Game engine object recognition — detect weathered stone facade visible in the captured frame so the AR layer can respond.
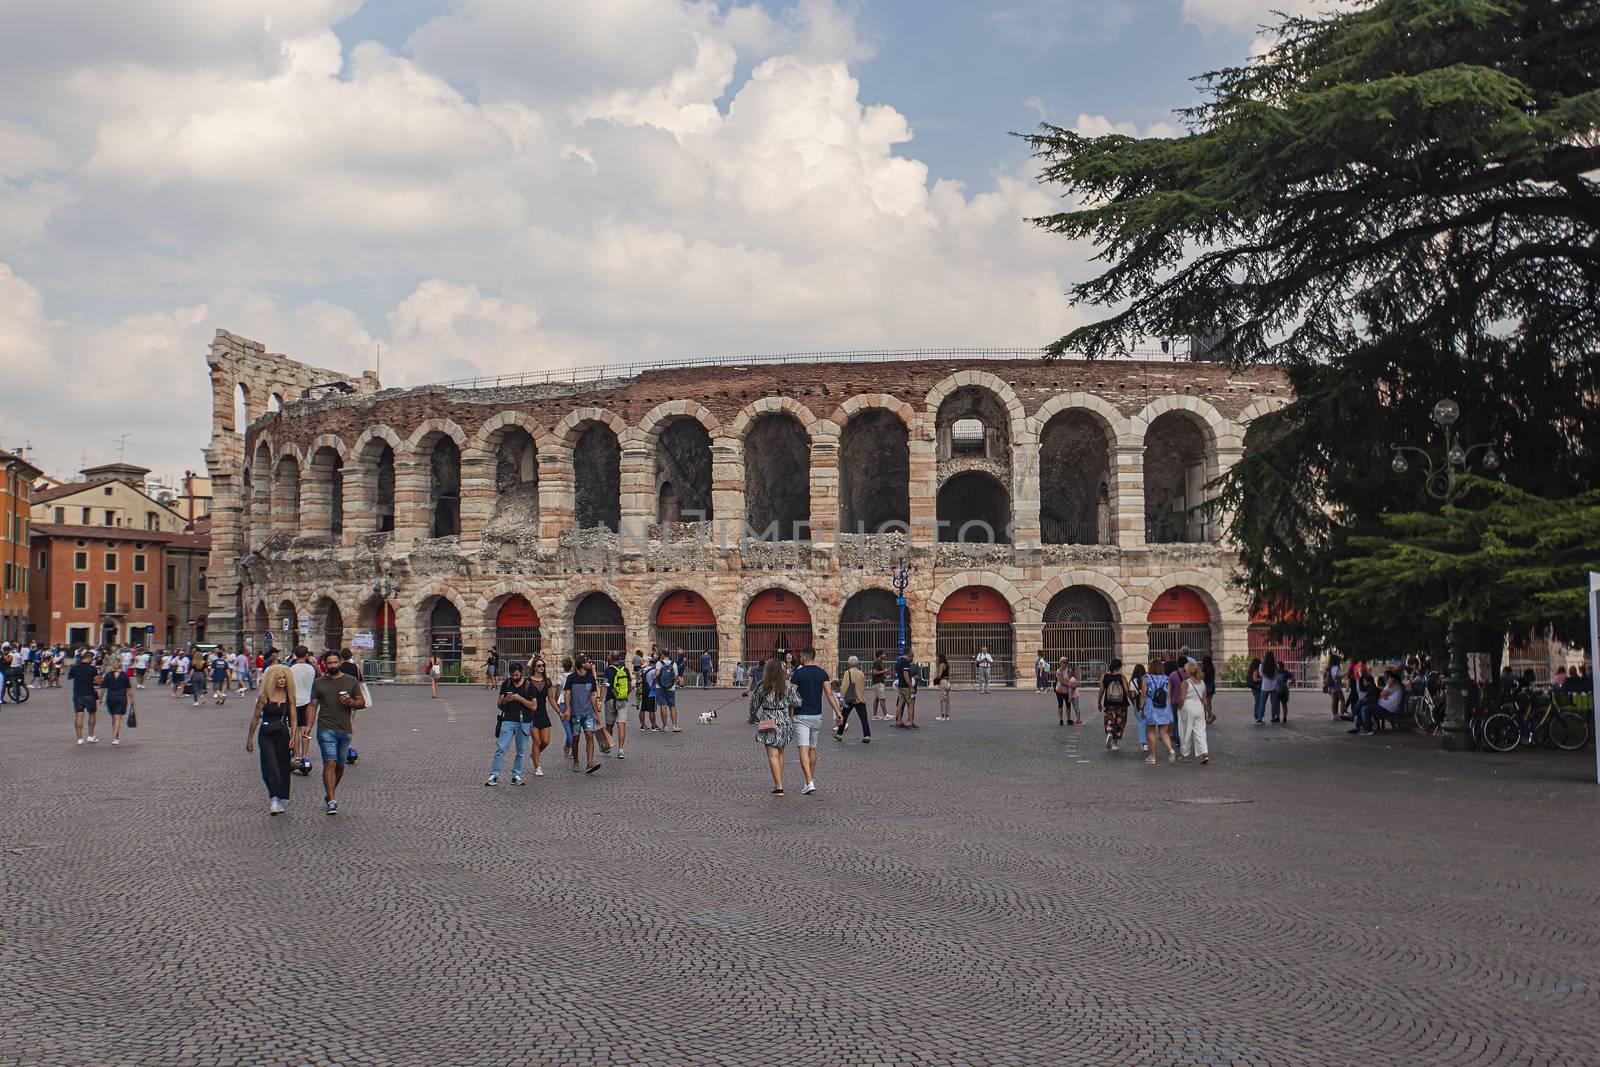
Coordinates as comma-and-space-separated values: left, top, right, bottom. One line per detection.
205, 329, 1291, 682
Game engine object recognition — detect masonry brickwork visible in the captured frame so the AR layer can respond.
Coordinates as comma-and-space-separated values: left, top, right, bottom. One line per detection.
204, 329, 1292, 682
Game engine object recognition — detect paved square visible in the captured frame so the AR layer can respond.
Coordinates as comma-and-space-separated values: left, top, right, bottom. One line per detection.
2, 682, 1597, 1066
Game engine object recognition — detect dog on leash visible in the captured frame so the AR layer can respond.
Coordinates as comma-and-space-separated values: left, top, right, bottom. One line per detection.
698, 711, 715, 725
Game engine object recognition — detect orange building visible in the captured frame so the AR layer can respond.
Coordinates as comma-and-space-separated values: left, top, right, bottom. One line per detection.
1, 449, 41, 643
30, 525, 179, 649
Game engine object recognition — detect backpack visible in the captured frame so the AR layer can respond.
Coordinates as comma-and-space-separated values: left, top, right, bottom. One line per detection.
1104, 675, 1127, 705
610, 666, 630, 700
658, 661, 677, 689
1149, 676, 1169, 709
842, 669, 862, 705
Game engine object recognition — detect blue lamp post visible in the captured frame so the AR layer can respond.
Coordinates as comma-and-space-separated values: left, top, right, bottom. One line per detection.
881, 556, 918, 653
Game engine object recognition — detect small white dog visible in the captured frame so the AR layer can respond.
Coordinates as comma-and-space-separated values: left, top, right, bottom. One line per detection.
698, 711, 716, 725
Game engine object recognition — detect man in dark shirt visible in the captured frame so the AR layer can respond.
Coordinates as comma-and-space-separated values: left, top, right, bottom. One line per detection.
68, 652, 100, 745
488, 662, 535, 786
789, 646, 841, 795
894, 645, 918, 729
306, 649, 366, 815
561, 657, 603, 774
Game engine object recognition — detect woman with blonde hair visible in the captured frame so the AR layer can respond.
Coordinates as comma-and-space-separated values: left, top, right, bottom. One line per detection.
245, 663, 298, 814
1177, 661, 1211, 765
1139, 657, 1177, 765
749, 654, 801, 795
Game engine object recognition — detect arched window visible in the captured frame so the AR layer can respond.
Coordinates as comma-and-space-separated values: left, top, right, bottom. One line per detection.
573, 592, 626, 661
653, 590, 718, 663
935, 587, 1014, 685
495, 595, 541, 662
573, 424, 621, 532
838, 409, 909, 535
936, 471, 1010, 544
743, 589, 813, 667
743, 412, 810, 541
654, 417, 712, 524
1146, 588, 1213, 663
836, 589, 907, 677
428, 598, 463, 671
487, 427, 539, 538
1040, 409, 1112, 545
1042, 587, 1116, 679
1144, 412, 1213, 543
429, 437, 461, 538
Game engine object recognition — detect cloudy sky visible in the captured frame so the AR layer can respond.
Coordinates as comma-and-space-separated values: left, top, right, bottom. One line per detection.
1, 0, 1307, 481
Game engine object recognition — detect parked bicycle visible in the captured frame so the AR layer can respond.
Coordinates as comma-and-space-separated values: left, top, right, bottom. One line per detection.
1479, 685, 1589, 753
1, 668, 28, 705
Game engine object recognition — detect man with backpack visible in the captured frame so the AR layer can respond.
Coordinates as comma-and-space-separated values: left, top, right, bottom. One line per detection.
603, 650, 630, 759
657, 653, 681, 732
832, 655, 871, 743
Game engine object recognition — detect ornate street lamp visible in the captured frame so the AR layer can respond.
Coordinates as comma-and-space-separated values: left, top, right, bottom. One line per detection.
879, 555, 917, 654
1390, 398, 1501, 750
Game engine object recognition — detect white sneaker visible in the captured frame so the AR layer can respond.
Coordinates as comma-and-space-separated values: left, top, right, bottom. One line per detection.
76, 737, 84, 745
616, 748, 625, 759
1105, 734, 1115, 750
533, 766, 544, 776
112, 738, 120, 746
269, 798, 284, 815
484, 775, 499, 787
801, 781, 816, 795
87, 735, 97, 743
511, 775, 525, 786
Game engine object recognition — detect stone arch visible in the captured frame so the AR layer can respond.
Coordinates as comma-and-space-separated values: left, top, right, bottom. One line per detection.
829, 393, 917, 435
1129, 395, 1227, 450
403, 418, 469, 455
929, 571, 1027, 618
1237, 396, 1289, 430
552, 406, 628, 447
1029, 392, 1128, 443
348, 426, 400, 536
1034, 577, 1126, 676
650, 414, 714, 524
936, 469, 1011, 544
727, 395, 820, 439
467, 411, 546, 455
304, 437, 346, 539
306, 592, 348, 652
1137, 571, 1238, 663
271, 453, 301, 537
349, 424, 404, 458
472, 414, 542, 539
925, 371, 1026, 461
1031, 571, 1133, 632
644, 582, 726, 664
567, 587, 629, 663
634, 399, 722, 444
474, 579, 558, 635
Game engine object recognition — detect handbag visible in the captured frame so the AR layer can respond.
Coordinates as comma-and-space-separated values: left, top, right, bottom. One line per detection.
127, 709, 138, 729
756, 718, 778, 732
359, 682, 374, 709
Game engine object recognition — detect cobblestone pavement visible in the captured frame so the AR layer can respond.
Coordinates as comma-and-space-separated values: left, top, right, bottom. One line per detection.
2, 681, 1598, 1067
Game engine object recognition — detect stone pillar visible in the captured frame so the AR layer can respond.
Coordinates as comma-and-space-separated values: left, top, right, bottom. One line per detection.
1211, 443, 1245, 544
711, 437, 744, 547
205, 470, 244, 641
249, 475, 271, 551
618, 443, 653, 555
459, 447, 496, 543
300, 462, 332, 539
1011, 432, 1041, 548
809, 433, 839, 548
907, 420, 938, 549
392, 456, 430, 544
396, 607, 428, 681
1111, 439, 1146, 549
341, 466, 375, 546
539, 452, 574, 546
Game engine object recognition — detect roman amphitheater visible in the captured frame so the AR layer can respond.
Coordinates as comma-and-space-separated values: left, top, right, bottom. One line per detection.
203, 329, 1293, 684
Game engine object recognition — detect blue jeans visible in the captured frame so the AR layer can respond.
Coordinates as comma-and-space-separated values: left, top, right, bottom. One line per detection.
316, 727, 352, 764
492, 721, 531, 778
1251, 686, 1267, 722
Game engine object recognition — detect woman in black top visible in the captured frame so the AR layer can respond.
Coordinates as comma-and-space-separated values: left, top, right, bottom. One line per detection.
245, 664, 297, 815
933, 653, 952, 721
1099, 658, 1131, 750
100, 667, 134, 746
526, 659, 554, 775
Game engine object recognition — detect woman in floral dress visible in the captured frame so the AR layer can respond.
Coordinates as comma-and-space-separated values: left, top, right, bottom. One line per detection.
749, 655, 801, 795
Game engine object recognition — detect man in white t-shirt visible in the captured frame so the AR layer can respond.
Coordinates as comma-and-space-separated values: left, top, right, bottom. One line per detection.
975, 647, 994, 694
288, 646, 319, 775
234, 649, 252, 694
134, 649, 151, 688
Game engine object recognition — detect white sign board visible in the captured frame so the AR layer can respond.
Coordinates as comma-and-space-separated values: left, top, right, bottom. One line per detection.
352, 630, 376, 651
1590, 572, 1599, 785
299, 611, 312, 636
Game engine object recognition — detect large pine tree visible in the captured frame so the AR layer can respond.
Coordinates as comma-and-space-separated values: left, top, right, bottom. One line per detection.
1024, 0, 1600, 656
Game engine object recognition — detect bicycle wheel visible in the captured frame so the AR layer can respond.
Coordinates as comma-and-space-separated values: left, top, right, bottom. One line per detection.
1481, 712, 1521, 753
10, 681, 27, 704
1413, 697, 1436, 733
1550, 711, 1590, 752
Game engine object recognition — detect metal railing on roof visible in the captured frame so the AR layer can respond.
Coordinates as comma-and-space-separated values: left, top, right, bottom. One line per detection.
426, 342, 1192, 392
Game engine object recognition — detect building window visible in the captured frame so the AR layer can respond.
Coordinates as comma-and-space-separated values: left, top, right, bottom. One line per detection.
3, 563, 11, 590
103, 582, 117, 611
73, 582, 87, 609
74, 551, 87, 570
81, 507, 90, 524
133, 554, 146, 573
54, 507, 64, 524
104, 510, 115, 526
104, 552, 118, 571
166, 564, 176, 591
133, 584, 146, 610
198, 568, 207, 591
147, 512, 159, 530
104, 486, 114, 495
38, 551, 47, 570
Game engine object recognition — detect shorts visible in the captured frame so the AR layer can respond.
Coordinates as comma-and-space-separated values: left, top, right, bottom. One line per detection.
570, 710, 598, 734
793, 714, 824, 748
875, 683, 888, 697
658, 689, 677, 708
296, 704, 311, 730
317, 727, 352, 764
603, 697, 624, 726
74, 695, 98, 713
897, 688, 917, 706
